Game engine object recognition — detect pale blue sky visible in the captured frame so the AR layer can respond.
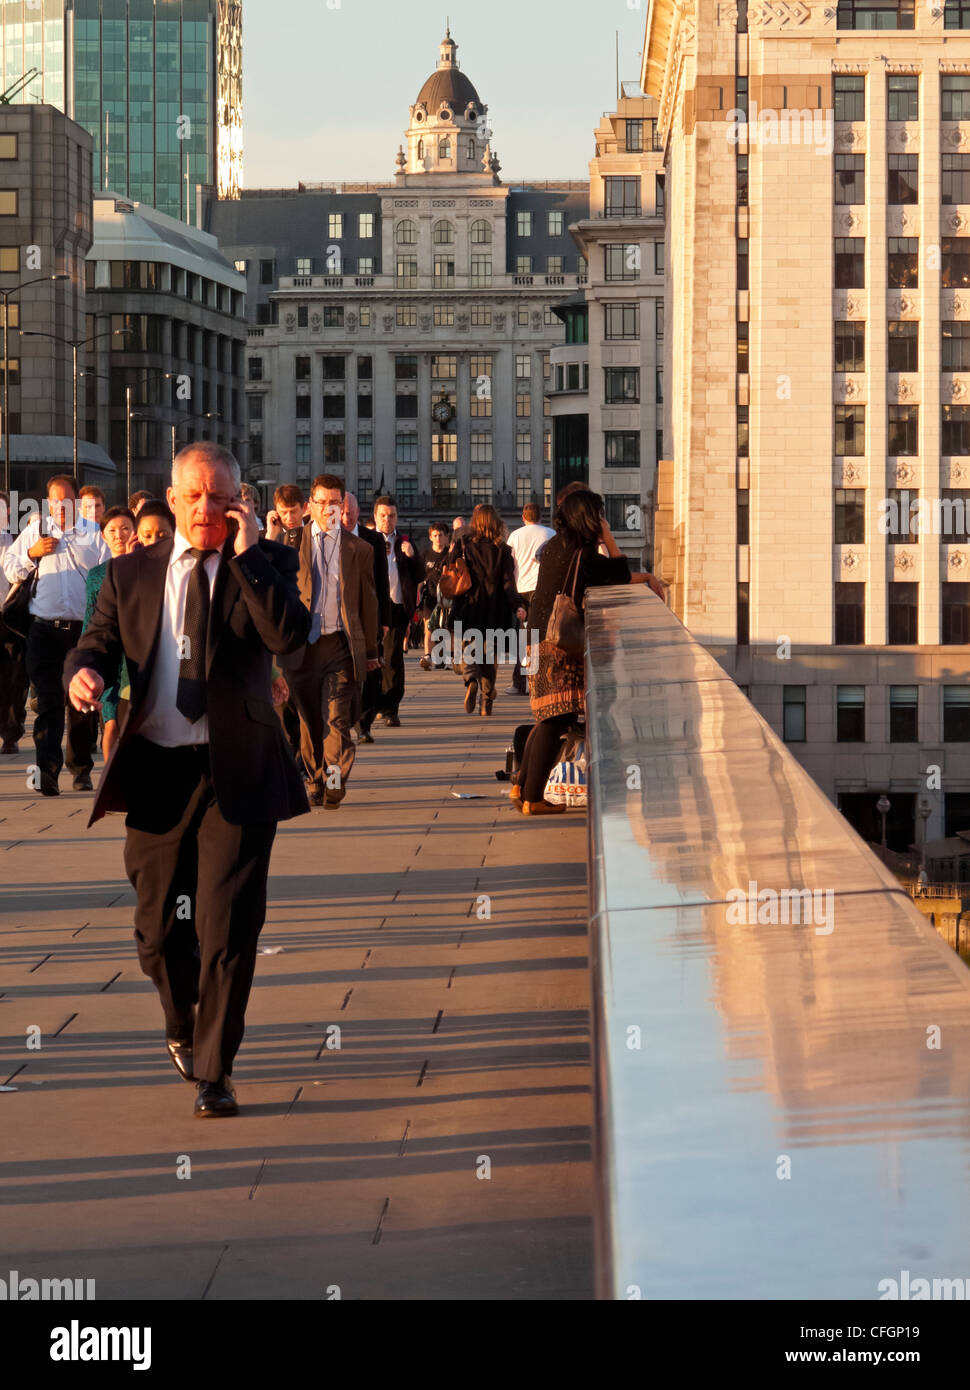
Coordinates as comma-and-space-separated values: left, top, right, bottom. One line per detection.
242, 0, 648, 187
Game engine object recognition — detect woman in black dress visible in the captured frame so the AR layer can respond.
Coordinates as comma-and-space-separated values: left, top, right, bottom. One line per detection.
515, 489, 631, 815
448, 504, 523, 716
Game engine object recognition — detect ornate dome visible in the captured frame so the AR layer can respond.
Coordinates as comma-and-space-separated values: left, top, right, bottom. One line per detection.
413, 28, 482, 118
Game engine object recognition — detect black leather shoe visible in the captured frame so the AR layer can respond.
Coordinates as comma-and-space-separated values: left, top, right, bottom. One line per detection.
166, 1038, 196, 1082
194, 1076, 238, 1117
308, 788, 324, 807
0, 741, 17, 754
385, 715, 401, 727
359, 730, 375, 744
38, 772, 59, 797
464, 680, 479, 714
73, 773, 93, 791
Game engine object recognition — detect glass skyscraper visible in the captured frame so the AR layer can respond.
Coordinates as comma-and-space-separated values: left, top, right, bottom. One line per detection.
0, 0, 242, 222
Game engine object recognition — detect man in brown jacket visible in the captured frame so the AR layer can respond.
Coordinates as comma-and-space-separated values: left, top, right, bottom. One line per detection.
280, 474, 379, 808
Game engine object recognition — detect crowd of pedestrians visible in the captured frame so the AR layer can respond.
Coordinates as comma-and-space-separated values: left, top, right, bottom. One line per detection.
1, 453, 664, 1116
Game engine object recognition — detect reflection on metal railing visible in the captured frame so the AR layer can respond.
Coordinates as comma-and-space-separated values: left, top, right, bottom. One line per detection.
585, 587, 970, 1301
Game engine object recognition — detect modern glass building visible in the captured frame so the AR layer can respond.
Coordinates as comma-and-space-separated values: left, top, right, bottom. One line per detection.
0, 0, 242, 222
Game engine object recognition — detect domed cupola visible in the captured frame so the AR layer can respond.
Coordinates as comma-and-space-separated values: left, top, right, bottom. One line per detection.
400, 28, 496, 178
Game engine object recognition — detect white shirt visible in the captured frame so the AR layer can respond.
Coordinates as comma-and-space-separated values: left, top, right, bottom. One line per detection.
507, 522, 556, 595
2, 514, 109, 621
309, 520, 343, 640
0, 531, 12, 605
138, 532, 221, 748
383, 529, 402, 605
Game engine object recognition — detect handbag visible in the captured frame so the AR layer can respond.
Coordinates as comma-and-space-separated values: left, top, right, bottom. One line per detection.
546, 551, 585, 660
439, 541, 472, 601
0, 566, 38, 641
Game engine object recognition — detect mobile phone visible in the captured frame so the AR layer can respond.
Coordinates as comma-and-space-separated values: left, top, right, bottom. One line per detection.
225, 497, 241, 542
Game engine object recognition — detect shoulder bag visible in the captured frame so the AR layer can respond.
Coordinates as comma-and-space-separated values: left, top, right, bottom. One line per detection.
439, 538, 472, 601
546, 550, 585, 660
0, 565, 38, 641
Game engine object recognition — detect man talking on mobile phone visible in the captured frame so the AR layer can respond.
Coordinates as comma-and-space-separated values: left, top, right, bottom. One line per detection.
65, 443, 310, 1118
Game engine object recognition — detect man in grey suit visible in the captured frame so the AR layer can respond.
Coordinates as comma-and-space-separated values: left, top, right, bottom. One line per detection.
281, 474, 379, 809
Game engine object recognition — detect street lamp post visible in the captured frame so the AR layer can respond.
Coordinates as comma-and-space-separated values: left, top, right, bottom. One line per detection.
125, 384, 134, 503
918, 798, 933, 883
21, 327, 129, 484
1, 273, 69, 494
877, 794, 891, 855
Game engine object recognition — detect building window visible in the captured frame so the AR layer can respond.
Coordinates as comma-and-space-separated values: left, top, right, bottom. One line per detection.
886, 488, 920, 542
248, 357, 263, 382
296, 257, 312, 277
548, 211, 564, 236
432, 476, 458, 507
940, 489, 970, 541
471, 304, 492, 326
605, 176, 642, 217
470, 219, 492, 244
834, 75, 866, 121
737, 489, 750, 544
835, 487, 866, 543
438, 138, 452, 159
434, 254, 456, 288
357, 257, 374, 276
397, 220, 418, 245
322, 356, 345, 381
835, 319, 865, 371
259, 259, 275, 286
396, 255, 418, 288
836, 154, 865, 204
737, 582, 749, 646
322, 395, 345, 419
626, 118, 644, 152
837, 685, 866, 742
942, 582, 970, 643
395, 395, 418, 419
470, 254, 492, 287
470, 476, 491, 504
249, 395, 264, 422
322, 307, 343, 329
0, 247, 18, 273
942, 73, 970, 118
295, 437, 312, 465
656, 300, 665, 339
470, 432, 493, 463
888, 154, 918, 204
358, 434, 373, 463
654, 243, 665, 276
564, 307, 588, 344
836, 0, 914, 28
605, 495, 639, 532
515, 475, 533, 507
943, 404, 970, 453
515, 354, 532, 381
359, 213, 374, 238
397, 305, 417, 327
942, 155, 970, 204
515, 434, 531, 463
604, 304, 640, 340
434, 304, 455, 326
888, 237, 919, 287
605, 432, 640, 467
605, 244, 640, 281
736, 155, 748, 207
835, 583, 865, 643
470, 354, 493, 417
737, 406, 749, 458
835, 238, 865, 288
357, 356, 373, 381
433, 220, 455, 245
783, 687, 807, 742
888, 581, 919, 642
835, 405, 865, 455
515, 256, 533, 276
889, 685, 918, 742
324, 434, 346, 464
295, 355, 311, 381
888, 74, 919, 121
297, 306, 308, 328
357, 393, 372, 420
604, 368, 640, 404
432, 355, 457, 381
517, 211, 533, 236
329, 214, 343, 238
517, 305, 530, 329
432, 433, 457, 463
737, 240, 749, 291
547, 256, 563, 275
296, 395, 312, 420
887, 320, 917, 371
943, 686, 970, 741
942, 237, 970, 289
888, 404, 918, 455
395, 433, 418, 463
394, 476, 416, 508
943, 319, 970, 370
516, 389, 532, 418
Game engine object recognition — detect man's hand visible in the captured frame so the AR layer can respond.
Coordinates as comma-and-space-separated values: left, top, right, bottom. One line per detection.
401, 539, 415, 559
516, 607, 527, 622
271, 673, 289, 707
225, 496, 260, 556
366, 657, 381, 672
265, 509, 283, 541
382, 624, 390, 637
28, 536, 59, 561
68, 668, 105, 714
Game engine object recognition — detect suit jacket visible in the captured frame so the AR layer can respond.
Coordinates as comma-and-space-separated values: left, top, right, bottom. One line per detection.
352, 524, 391, 629
64, 537, 311, 827
382, 532, 422, 620
279, 525, 378, 686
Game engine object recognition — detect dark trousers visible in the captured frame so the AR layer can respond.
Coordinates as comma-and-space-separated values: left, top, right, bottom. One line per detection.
462, 636, 495, 703
511, 592, 532, 692
519, 713, 576, 803
26, 618, 97, 779
287, 631, 356, 801
0, 632, 27, 744
122, 738, 277, 1084
376, 603, 409, 720
277, 699, 303, 766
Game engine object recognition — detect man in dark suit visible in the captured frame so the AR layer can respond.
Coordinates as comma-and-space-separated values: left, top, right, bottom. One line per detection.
66, 442, 310, 1118
361, 495, 422, 731
341, 492, 390, 744
279, 474, 379, 809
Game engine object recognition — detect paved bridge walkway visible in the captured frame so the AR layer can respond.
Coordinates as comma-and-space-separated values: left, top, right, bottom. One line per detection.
0, 661, 591, 1300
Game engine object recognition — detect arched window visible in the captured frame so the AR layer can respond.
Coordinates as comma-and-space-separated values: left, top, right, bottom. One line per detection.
396, 220, 418, 245
466, 139, 476, 161
417, 139, 425, 160
470, 219, 492, 245
433, 220, 455, 245
438, 137, 452, 159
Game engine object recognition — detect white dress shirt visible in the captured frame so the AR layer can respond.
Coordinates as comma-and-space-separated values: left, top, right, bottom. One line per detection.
0, 531, 12, 605
384, 530, 402, 605
2, 514, 109, 621
138, 532, 221, 747
507, 522, 556, 595
308, 520, 343, 641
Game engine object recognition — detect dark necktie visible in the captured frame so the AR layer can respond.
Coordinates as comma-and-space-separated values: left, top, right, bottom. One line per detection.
386, 539, 391, 556
176, 549, 215, 723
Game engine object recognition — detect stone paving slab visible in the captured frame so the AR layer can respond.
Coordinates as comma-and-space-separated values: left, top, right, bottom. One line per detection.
0, 659, 592, 1299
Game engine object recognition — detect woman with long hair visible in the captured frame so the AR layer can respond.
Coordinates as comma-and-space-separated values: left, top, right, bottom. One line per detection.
514, 489, 631, 815
448, 503, 523, 716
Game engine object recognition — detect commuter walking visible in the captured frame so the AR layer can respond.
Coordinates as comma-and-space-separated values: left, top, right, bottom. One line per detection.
448, 504, 522, 717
